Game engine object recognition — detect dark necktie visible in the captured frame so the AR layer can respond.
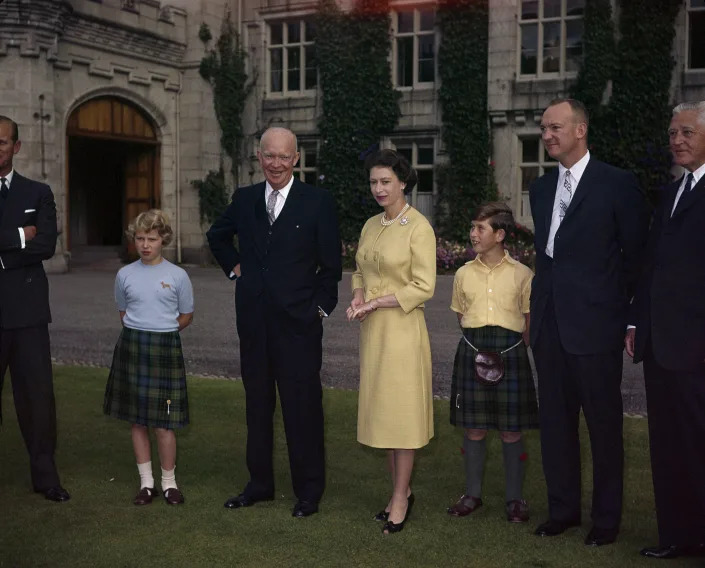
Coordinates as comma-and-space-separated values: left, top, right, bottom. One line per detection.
684, 172, 694, 194
0, 177, 8, 219
672, 173, 695, 218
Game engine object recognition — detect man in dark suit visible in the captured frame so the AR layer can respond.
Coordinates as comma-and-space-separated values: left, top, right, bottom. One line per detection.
207, 127, 341, 518
626, 101, 705, 560
529, 99, 649, 545
0, 115, 70, 502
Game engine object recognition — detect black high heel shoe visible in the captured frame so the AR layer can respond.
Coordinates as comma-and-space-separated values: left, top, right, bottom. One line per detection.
373, 509, 389, 522
382, 494, 415, 534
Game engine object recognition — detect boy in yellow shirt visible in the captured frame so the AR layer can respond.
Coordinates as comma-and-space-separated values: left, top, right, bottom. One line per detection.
446, 202, 538, 523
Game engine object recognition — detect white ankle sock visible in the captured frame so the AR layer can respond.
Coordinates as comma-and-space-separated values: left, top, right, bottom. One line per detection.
137, 461, 154, 489
161, 467, 177, 492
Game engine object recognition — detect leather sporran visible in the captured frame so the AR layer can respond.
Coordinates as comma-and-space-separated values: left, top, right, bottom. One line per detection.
473, 351, 504, 386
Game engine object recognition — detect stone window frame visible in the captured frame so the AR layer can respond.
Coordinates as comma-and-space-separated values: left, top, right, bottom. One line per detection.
517, 0, 585, 79
294, 140, 320, 186
265, 17, 317, 97
391, 3, 437, 89
517, 135, 557, 221
687, 0, 705, 70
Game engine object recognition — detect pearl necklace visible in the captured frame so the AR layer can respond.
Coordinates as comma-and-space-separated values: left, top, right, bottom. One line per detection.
381, 203, 410, 226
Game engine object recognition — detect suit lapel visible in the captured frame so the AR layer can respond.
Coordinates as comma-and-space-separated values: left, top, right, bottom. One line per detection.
1, 172, 28, 227
275, 178, 305, 226
540, 169, 559, 237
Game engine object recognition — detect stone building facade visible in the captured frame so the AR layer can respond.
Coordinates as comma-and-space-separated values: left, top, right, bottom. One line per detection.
1, 0, 704, 270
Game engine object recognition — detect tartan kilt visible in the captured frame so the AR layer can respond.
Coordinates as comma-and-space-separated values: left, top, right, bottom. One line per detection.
103, 327, 189, 429
450, 325, 538, 431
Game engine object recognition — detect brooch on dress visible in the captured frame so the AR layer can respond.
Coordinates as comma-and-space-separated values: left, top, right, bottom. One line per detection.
400, 217, 409, 226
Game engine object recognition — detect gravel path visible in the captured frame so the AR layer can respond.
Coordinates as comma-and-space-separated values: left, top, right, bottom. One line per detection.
48, 264, 647, 414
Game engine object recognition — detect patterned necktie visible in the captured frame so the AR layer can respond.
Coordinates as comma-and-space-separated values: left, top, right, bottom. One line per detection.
559, 170, 573, 225
266, 190, 278, 225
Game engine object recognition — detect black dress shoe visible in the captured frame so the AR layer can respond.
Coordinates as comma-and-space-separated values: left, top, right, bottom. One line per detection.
585, 526, 618, 546
41, 486, 71, 502
640, 544, 705, 559
224, 493, 273, 509
292, 500, 319, 518
383, 494, 415, 534
534, 518, 580, 537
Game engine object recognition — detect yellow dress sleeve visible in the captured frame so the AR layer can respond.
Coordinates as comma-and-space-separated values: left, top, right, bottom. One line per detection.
351, 222, 367, 292
395, 222, 437, 313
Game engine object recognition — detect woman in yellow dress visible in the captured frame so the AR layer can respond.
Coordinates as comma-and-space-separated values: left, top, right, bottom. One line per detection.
347, 149, 436, 534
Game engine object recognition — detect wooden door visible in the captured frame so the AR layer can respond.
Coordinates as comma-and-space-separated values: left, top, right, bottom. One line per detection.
124, 147, 159, 255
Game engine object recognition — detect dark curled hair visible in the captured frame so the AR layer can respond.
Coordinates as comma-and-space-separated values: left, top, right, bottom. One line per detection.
472, 201, 516, 243
364, 149, 418, 194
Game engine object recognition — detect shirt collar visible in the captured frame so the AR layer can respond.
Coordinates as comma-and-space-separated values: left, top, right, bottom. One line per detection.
469, 249, 516, 270
558, 150, 590, 186
265, 175, 295, 201
1, 169, 15, 188
684, 162, 705, 188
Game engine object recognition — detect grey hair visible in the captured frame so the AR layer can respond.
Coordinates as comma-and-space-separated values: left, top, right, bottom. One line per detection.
259, 127, 299, 153
672, 101, 705, 126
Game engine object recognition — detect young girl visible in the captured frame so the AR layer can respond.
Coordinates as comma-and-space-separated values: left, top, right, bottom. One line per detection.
446, 202, 538, 523
103, 209, 194, 506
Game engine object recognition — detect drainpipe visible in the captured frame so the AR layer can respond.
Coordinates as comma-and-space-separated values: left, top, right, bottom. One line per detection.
175, 70, 183, 263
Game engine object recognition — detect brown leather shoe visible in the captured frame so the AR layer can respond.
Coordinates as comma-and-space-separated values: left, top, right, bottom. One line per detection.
506, 499, 529, 523
163, 487, 185, 505
133, 487, 158, 506
447, 495, 483, 517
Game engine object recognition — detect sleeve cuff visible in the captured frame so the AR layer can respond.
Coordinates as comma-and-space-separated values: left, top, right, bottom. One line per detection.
19, 227, 25, 249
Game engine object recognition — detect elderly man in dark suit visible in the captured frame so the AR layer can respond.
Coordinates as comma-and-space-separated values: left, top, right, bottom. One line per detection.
626, 101, 705, 560
0, 115, 69, 502
207, 127, 341, 518
529, 99, 649, 546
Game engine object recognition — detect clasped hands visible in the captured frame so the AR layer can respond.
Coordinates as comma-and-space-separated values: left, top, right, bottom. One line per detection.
23, 225, 37, 241
347, 289, 376, 322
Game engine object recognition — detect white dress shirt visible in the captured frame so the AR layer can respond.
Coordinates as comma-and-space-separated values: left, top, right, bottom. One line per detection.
0, 169, 27, 250
671, 162, 705, 216
546, 150, 591, 258
264, 175, 295, 221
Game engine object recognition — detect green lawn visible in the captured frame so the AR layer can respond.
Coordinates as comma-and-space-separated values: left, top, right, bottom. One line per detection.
0, 367, 695, 567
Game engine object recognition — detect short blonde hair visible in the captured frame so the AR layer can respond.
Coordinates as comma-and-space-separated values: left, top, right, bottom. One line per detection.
125, 209, 174, 246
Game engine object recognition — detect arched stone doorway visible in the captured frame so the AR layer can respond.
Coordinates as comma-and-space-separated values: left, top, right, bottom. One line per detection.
66, 97, 160, 261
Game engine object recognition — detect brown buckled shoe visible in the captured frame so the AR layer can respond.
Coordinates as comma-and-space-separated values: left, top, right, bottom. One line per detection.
447, 495, 483, 517
163, 487, 185, 505
133, 487, 158, 506
506, 499, 530, 523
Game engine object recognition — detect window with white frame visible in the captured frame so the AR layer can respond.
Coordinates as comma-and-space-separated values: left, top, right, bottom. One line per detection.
518, 137, 557, 217
294, 142, 319, 185
268, 20, 317, 95
394, 8, 436, 87
688, 0, 705, 69
393, 141, 435, 219
519, 0, 584, 77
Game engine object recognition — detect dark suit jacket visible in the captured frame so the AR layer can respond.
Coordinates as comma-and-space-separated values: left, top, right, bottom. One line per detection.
206, 178, 342, 324
0, 172, 57, 330
529, 158, 649, 354
631, 174, 705, 371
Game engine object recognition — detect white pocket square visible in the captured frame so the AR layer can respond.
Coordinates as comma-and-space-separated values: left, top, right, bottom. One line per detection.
24, 209, 36, 213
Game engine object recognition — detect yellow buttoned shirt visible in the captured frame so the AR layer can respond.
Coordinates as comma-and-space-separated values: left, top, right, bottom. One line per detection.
451, 251, 533, 333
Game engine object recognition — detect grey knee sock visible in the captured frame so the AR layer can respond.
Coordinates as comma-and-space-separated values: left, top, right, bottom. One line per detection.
502, 439, 525, 502
463, 437, 486, 497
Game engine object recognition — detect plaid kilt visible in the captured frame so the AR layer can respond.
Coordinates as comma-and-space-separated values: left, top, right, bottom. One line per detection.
103, 327, 189, 429
450, 326, 538, 431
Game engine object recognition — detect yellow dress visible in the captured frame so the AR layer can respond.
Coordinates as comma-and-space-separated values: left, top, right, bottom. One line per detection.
352, 206, 436, 449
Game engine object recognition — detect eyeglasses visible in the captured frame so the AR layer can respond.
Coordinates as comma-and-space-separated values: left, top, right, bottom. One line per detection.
261, 152, 295, 163
668, 128, 699, 139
